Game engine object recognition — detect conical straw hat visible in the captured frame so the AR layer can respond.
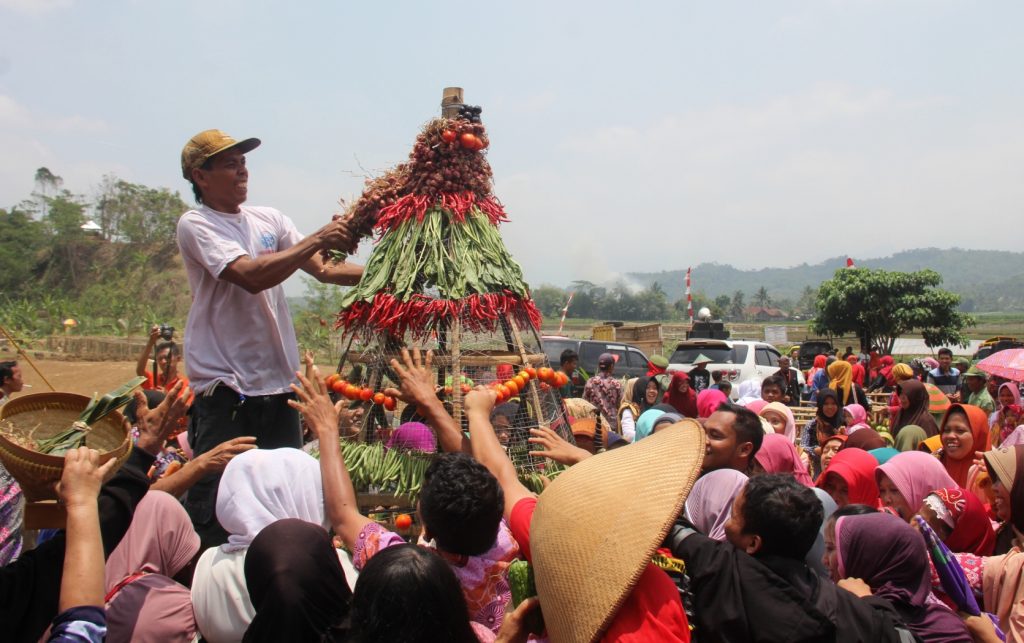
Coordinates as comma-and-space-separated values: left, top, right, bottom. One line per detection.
531, 419, 705, 643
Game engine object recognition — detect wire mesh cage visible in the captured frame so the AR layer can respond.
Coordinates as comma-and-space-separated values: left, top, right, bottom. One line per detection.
323, 89, 573, 492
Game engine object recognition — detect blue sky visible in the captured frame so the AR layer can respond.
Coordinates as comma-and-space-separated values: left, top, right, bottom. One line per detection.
2, 0, 1021, 296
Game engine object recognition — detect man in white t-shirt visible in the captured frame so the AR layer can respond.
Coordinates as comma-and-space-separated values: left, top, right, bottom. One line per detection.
177, 129, 362, 547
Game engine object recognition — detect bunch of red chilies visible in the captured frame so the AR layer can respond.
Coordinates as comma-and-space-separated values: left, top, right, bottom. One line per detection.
336, 291, 542, 338
374, 191, 508, 233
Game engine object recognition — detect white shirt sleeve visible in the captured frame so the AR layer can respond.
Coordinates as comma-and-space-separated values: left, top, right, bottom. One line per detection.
177, 213, 248, 278
620, 408, 636, 442
273, 209, 304, 250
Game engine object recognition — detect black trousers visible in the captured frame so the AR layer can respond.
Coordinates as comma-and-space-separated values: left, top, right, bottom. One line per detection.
183, 385, 301, 550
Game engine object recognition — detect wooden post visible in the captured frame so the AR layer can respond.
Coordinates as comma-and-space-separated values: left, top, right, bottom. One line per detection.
507, 317, 545, 425
441, 87, 464, 118
451, 317, 463, 429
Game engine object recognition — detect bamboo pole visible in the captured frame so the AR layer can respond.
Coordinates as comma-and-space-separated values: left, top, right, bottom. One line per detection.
0, 325, 55, 392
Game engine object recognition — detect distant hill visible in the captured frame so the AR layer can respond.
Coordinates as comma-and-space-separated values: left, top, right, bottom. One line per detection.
628, 248, 1024, 312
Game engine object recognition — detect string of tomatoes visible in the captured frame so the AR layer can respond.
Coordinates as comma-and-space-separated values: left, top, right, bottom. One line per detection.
325, 374, 398, 410
323, 366, 570, 410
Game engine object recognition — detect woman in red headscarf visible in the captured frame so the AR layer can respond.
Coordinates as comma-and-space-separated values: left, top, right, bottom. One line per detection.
919, 487, 996, 556
846, 354, 866, 388
663, 372, 698, 418
816, 448, 880, 507
936, 404, 991, 488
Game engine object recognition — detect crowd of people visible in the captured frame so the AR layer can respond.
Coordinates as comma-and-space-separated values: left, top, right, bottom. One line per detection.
2, 130, 1024, 642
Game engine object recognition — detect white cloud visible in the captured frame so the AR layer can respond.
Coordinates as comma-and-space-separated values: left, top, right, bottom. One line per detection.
0, 94, 119, 205
492, 83, 1024, 287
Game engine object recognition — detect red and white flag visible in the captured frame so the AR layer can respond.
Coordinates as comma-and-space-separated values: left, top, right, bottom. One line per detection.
846, 257, 856, 268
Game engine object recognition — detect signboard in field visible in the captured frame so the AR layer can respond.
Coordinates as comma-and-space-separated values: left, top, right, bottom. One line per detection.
764, 326, 788, 345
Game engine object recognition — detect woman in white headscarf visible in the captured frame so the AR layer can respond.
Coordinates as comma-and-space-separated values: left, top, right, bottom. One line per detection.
190, 448, 348, 643
734, 378, 762, 407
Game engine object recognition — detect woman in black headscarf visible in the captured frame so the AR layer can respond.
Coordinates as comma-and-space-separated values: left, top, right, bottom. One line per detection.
801, 388, 843, 477
243, 519, 351, 642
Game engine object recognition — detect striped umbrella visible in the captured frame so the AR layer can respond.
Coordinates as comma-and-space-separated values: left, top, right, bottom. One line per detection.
978, 348, 1024, 383
925, 382, 952, 415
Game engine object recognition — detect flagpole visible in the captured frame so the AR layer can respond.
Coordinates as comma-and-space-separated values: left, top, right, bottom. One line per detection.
558, 292, 575, 334
686, 267, 693, 324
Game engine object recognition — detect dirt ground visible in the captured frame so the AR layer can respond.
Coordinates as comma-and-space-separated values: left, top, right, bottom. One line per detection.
7, 358, 143, 399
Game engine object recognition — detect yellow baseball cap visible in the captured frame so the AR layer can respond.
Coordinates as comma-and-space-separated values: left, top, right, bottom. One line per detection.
181, 129, 261, 179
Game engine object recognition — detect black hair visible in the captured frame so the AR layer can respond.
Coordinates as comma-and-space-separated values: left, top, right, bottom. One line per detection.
155, 341, 181, 357
560, 349, 578, 367
418, 453, 503, 556
761, 375, 785, 394
717, 402, 764, 461
349, 544, 478, 643
189, 156, 215, 204
400, 404, 429, 424
741, 473, 823, 560
718, 380, 732, 394
491, 402, 518, 422
711, 370, 723, 382
937, 347, 953, 359
0, 360, 17, 385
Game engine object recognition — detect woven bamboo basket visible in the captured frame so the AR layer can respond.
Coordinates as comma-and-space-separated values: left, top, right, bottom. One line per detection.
0, 392, 131, 501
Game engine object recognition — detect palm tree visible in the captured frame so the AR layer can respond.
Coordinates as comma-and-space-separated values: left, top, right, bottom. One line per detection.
754, 286, 770, 308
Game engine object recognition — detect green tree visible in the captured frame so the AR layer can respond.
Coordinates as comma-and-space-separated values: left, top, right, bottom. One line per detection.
714, 294, 731, 316
94, 176, 188, 248
795, 285, 818, 315
292, 276, 351, 361
729, 291, 745, 321
0, 207, 47, 296
811, 268, 974, 353
531, 285, 568, 319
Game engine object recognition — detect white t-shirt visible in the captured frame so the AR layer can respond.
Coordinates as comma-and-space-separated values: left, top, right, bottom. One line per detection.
176, 205, 304, 396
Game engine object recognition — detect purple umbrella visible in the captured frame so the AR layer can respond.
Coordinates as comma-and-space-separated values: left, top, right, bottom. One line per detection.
915, 516, 1004, 640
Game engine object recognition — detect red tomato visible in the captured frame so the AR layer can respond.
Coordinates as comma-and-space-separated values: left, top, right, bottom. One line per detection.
497, 384, 511, 400
444, 385, 453, 396
395, 513, 413, 530
383, 396, 397, 411
505, 379, 520, 395
514, 373, 529, 390
343, 384, 361, 400
331, 379, 347, 394
538, 367, 554, 384
441, 130, 456, 143
555, 372, 569, 387
359, 388, 373, 402
524, 367, 537, 380
460, 133, 479, 149
326, 373, 340, 387
460, 383, 471, 394
372, 392, 386, 405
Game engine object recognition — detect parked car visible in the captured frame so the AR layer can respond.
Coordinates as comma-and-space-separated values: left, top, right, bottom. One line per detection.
797, 340, 834, 371
973, 337, 1023, 361
666, 339, 804, 400
541, 336, 653, 396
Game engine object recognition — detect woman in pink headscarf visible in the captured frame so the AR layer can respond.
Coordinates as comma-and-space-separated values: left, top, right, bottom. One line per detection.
696, 388, 728, 419
754, 433, 814, 486
104, 491, 201, 643
758, 402, 796, 442
874, 450, 957, 521
385, 422, 437, 453
843, 404, 871, 434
